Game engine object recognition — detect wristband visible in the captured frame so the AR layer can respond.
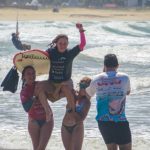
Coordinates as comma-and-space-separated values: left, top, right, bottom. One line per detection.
79, 29, 86, 33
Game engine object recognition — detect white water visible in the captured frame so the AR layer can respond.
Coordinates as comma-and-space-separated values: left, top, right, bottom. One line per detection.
0, 21, 150, 149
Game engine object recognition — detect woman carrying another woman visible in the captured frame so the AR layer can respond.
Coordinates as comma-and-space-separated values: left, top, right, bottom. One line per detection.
20, 66, 53, 150
61, 77, 91, 150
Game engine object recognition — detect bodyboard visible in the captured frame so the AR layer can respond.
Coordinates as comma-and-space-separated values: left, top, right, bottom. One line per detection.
13, 49, 50, 75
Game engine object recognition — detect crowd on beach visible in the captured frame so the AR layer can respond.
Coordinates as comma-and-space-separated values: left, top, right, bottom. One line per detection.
10, 23, 132, 150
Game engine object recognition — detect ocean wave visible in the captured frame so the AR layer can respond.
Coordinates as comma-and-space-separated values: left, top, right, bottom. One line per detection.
0, 21, 150, 148
0, 128, 150, 150
82, 45, 150, 64
129, 24, 150, 34
102, 25, 149, 37
131, 77, 150, 91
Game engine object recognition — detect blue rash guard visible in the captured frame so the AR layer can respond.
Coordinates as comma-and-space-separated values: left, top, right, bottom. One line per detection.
46, 45, 81, 83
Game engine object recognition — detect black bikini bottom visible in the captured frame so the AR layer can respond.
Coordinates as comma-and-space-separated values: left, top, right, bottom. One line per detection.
63, 124, 77, 134
35, 120, 46, 127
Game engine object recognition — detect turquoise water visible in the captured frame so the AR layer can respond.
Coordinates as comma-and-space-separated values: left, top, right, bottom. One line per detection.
0, 21, 150, 149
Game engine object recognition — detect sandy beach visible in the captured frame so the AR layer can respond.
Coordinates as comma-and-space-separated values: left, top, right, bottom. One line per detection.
0, 7, 150, 21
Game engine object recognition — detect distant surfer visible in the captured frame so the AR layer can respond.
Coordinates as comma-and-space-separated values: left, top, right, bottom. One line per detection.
61, 77, 91, 150
35, 23, 86, 123
12, 32, 31, 50
85, 54, 132, 150
20, 66, 53, 150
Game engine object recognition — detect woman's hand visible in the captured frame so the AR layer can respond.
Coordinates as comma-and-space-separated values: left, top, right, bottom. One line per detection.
76, 23, 84, 32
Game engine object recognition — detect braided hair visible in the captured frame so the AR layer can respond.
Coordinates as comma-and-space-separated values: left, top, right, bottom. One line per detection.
48, 34, 68, 48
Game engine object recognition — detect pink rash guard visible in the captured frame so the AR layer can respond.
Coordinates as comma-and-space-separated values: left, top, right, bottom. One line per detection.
20, 83, 46, 121
79, 31, 86, 51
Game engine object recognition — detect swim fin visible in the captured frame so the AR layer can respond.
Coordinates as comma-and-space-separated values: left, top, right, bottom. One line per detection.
1, 67, 19, 93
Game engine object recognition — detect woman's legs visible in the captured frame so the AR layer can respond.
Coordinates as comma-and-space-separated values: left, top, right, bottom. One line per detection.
37, 119, 54, 150
38, 94, 52, 122
70, 122, 84, 150
28, 119, 40, 150
61, 84, 75, 111
34, 81, 54, 122
61, 122, 84, 150
61, 124, 72, 150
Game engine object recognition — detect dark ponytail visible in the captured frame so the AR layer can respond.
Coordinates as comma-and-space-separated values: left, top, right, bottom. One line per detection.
21, 66, 35, 88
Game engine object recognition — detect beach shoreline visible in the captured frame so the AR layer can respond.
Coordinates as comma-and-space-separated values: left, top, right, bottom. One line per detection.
0, 134, 150, 150
0, 7, 150, 21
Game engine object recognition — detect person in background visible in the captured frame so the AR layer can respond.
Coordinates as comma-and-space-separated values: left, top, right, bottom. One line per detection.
86, 54, 132, 150
20, 66, 53, 150
12, 32, 31, 50
61, 77, 91, 150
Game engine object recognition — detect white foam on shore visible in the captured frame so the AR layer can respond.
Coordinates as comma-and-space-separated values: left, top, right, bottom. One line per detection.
0, 129, 150, 150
